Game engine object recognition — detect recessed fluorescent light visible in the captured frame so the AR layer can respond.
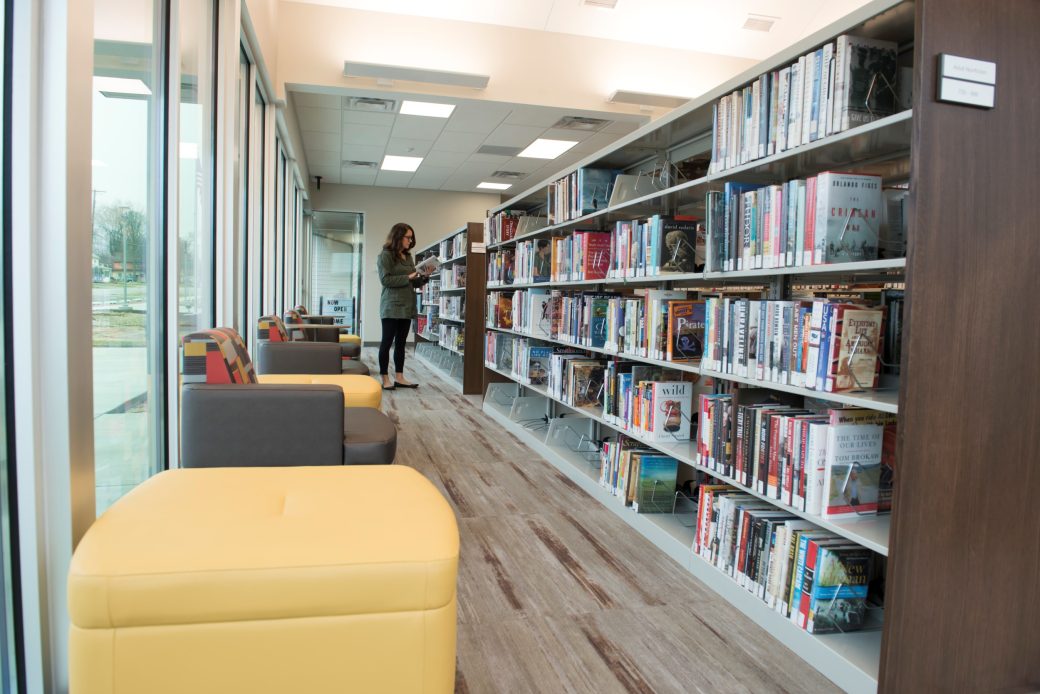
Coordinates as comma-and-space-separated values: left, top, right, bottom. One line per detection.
517, 138, 579, 159
608, 90, 689, 109
381, 155, 423, 172
400, 100, 456, 118
477, 182, 512, 190
94, 76, 152, 96
742, 14, 779, 32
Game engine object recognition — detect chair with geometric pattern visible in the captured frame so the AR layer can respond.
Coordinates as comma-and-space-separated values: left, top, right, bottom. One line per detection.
296, 304, 362, 348
180, 328, 396, 467
257, 315, 370, 377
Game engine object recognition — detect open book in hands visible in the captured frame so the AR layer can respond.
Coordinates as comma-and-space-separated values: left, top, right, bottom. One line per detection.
414, 256, 441, 276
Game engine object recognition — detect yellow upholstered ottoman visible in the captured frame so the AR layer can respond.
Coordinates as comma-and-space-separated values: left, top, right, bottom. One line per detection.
339, 334, 361, 346
69, 466, 459, 694
256, 373, 381, 408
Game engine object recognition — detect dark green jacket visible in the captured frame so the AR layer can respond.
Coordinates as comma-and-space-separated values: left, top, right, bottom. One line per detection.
377, 249, 424, 319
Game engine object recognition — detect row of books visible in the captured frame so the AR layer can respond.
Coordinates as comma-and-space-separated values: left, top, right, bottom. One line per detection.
484, 210, 547, 246
439, 264, 467, 290
703, 296, 884, 393
708, 33, 901, 174
598, 438, 680, 513
697, 392, 895, 519
547, 168, 620, 225
486, 239, 550, 286
608, 216, 705, 278
704, 172, 889, 273
438, 323, 464, 353
439, 295, 463, 320
438, 230, 467, 261
696, 485, 879, 634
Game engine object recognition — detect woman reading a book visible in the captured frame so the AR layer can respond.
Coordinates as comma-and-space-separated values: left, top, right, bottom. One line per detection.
377, 222, 429, 390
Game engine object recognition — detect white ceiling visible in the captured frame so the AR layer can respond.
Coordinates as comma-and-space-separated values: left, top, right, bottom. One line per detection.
284, 0, 874, 61
291, 86, 647, 193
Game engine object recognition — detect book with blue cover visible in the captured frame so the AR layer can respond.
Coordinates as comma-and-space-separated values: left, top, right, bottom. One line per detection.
632, 455, 679, 513
578, 168, 621, 215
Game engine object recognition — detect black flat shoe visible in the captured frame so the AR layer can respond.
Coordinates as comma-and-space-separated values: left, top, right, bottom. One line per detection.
381, 382, 396, 390
394, 381, 419, 388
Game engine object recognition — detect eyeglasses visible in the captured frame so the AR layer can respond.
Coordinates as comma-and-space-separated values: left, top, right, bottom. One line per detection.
404, 234, 415, 240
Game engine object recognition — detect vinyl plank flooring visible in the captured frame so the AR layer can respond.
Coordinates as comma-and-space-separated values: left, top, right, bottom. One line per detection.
366, 351, 840, 694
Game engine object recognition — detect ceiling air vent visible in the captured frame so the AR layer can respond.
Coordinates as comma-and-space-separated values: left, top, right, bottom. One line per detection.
490, 171, 527, 180
476, 145, 523, 157
742, 14, 778, 32
583, 0, 619, 8
343, 96, 397, 112
552, 116, 611, 132
342, 160, 379, 170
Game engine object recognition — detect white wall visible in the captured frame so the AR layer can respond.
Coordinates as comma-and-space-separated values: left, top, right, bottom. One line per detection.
308, 183, 498, 341
275, 2, 757, 120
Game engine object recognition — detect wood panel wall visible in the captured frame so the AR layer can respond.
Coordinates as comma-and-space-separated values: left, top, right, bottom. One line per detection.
881, 0, 1040, 690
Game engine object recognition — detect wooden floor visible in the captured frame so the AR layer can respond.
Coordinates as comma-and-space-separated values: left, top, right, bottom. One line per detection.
372, 352, 840, 694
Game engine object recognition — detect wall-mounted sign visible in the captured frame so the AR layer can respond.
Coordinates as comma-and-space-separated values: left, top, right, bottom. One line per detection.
937, 54, 996, 108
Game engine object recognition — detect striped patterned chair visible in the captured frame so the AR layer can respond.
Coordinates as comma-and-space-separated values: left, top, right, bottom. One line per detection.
285, 308, 363, 357
181, 328, 396, 466
258, 315, 370, 377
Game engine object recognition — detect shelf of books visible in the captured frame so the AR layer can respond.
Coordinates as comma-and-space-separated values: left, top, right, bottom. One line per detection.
475, 2, 919, 692
413, 223, 487, 393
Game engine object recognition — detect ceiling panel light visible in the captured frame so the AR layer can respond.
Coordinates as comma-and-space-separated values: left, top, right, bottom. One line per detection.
381, 155, 423, 172
94, 76, 151, 98
343, 61, 490, 89
608, 90, 689, 109
742, 14, 779, 32
400, 100, 456, 118
477, 182, 512, 190
517, 138, 579, 160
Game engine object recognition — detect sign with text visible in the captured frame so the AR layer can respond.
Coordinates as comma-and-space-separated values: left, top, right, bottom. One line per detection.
319, 297, 355, 329
937, 54, 997, 109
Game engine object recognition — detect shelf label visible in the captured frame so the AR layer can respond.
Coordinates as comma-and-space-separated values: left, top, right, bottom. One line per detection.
938, 54, 996, 85
937, 77, 995, 108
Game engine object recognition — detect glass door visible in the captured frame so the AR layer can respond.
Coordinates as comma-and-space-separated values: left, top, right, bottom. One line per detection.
309, 211, 363, 335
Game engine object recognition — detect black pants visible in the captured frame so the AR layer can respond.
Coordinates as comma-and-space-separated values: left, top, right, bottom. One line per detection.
379, 318, 412, 375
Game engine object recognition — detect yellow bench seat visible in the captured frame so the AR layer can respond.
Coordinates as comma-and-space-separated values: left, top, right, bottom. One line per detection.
68, 466, 459, 694
256, 373, 381, 408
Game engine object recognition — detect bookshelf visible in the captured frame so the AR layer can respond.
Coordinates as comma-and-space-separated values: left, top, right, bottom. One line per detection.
471, 1, 1040, 692
412, 222, 487, 394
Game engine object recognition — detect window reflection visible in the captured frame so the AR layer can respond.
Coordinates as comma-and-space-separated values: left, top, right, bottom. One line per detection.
91, 0, 161, 513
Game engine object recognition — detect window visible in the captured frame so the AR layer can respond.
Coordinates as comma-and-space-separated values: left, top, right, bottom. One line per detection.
92, 0, 164, 513
248, 78, 265, 346
1, 0, 18, 686
176, 0, 217, 339
310, 211, 364, 336
233, 48, 249, 334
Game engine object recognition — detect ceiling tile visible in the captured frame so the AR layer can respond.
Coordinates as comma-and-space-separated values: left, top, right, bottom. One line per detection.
342, 123, 392, 146
391, 114, 448, 141
502, 106, 572, 128
538, 127, 595, 143
341, 110, 396, 127
491, 157, 543, 174
296, 107, 341, 134
302, 131, 341, 152
412, 164, 457, 179
465, 152, 511, 165
484, 123, 547, 148
572, 131, 624, 155
444, 103, 511, 135
339, 143, 386, 164
292, 92, 341, 110
305, 149, 341, 168
423, 150, 468, 168
375, 171, 416, 187
385, 138, 434, 157
309, 164, 341, 185
408, 180, 445, 191
431, 130, 486, 153
340, 170, 378, 186
603, 119, 646, 135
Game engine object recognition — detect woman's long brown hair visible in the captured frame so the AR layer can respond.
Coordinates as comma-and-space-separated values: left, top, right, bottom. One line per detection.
383, 222, 414, 260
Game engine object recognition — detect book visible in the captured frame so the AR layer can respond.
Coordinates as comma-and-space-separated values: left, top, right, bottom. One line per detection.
838, 35, 899, 131
666, 301, 706, 362
813, 172, 882, 264
414, 255, 441, 275
632, 455, 679, 513
526, 346, 552, 386
806, 545, 873, 634
657, 216, 702, 274
823, 423, 883, 520
830, 308, 883, 391
647, 381, 693, 442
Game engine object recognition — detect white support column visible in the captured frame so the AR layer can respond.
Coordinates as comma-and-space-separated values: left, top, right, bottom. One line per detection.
214, 0, 241, 330
10, 0, 95, 689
